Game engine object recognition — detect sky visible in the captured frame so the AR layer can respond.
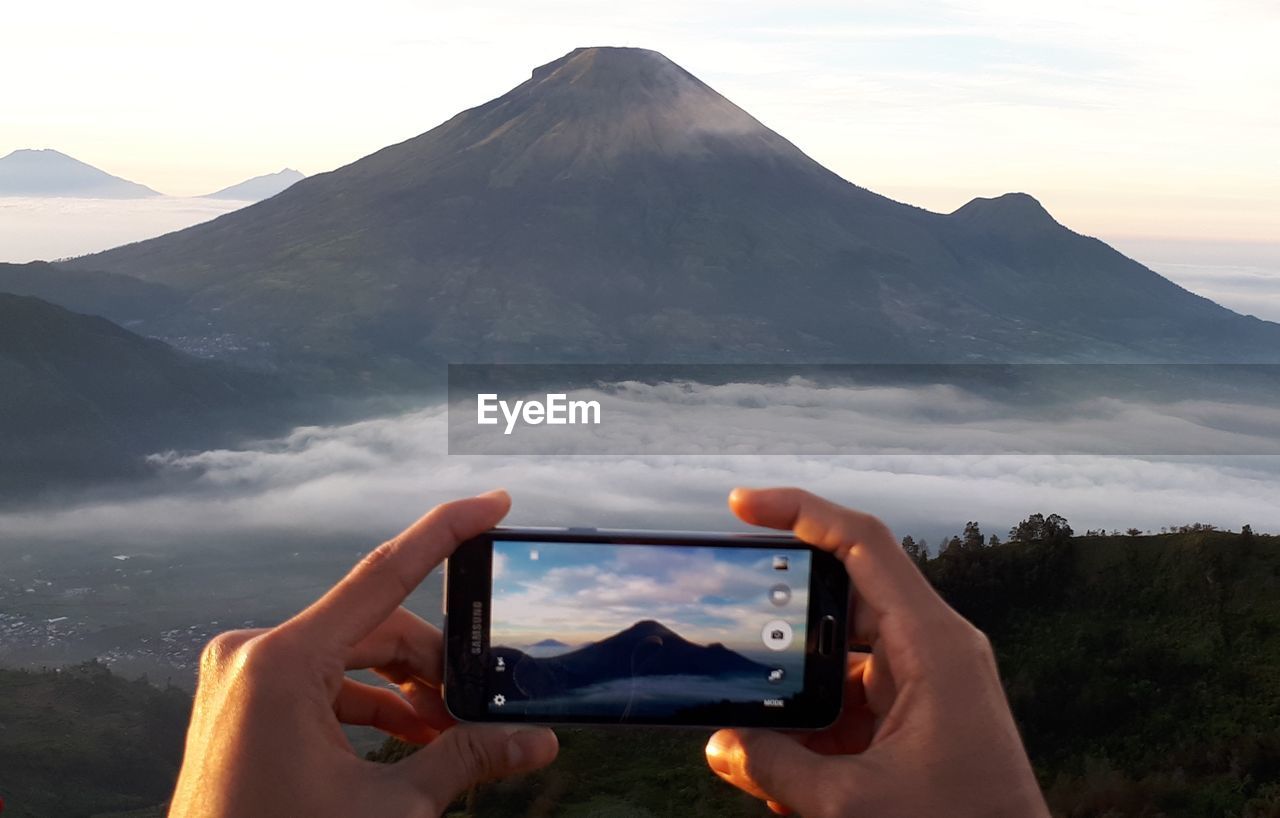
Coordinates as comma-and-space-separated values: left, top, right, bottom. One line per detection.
3, 0, 1277, 242
490, 540, 811, 653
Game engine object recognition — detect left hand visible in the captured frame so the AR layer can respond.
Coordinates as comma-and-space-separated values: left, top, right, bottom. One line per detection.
168, 490, 559, 818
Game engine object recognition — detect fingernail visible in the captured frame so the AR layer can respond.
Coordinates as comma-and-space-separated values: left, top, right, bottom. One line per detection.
478, 488, 509, 501
705, 732, 732, 775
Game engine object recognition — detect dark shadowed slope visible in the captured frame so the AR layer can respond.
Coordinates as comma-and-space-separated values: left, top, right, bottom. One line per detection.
0, 149, 161, 198
0, 261, 182, 326
71, 48, 1280, 374
0, 294, 288, 496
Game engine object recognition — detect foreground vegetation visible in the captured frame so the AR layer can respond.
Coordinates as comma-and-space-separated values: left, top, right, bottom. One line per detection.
2, 527, 1276, 816
0, 662, 188, 817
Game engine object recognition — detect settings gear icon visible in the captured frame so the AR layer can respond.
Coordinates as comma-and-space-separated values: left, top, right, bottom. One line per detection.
492, 694, 507, 707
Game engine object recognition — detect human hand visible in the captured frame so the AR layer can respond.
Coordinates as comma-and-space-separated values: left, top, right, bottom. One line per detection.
168, 490, 558, 818
705, 488, 1049, 818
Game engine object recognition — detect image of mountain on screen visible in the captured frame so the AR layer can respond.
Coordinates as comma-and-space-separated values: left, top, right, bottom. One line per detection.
523, 638, 574, 658
493, 620, 770, 700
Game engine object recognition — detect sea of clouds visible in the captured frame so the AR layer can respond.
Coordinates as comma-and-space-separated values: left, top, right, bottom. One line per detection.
2, 383, 1277, 549
0, 196, 246, 263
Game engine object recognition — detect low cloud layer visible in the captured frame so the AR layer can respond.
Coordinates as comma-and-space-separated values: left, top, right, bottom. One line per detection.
451, 375, 1280, 456
2, 389, 1278, 549
0, 197, 245, 263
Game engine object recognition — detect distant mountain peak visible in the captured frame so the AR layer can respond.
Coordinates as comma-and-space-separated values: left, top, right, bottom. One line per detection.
949, 192, 1062, 234
5, 147, 71, 160
0, 148, 161, 198
203, 168, 305, 201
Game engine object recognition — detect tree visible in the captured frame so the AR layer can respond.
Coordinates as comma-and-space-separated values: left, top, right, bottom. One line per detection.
988, 533, 1001, 547
1126, 528, 1143, 537
901, 535, 922, 560
942, 535, 963, 555
901, 535, 929, 567
1009, 513, 1073, 545
1010, 513, 1045, 543
1044, 514, 1073, 542
962, 521, 984, 550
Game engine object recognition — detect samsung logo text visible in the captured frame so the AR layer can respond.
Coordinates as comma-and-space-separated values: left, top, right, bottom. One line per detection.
477, 393, 602, 435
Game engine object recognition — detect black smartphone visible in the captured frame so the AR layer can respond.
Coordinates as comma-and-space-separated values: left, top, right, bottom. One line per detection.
443, 527, 849, 728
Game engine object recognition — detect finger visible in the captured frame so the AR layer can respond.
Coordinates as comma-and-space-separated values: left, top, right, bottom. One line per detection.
291, 490, 511, 647
706, 728, 858, 816
345, 607, 457, 729
377, 678, 457, 732
403, 723, 558, 810
729, 487, 942, 619
334, 678, 437, 744
346, 607, 443, 683
803, 653, 876, 756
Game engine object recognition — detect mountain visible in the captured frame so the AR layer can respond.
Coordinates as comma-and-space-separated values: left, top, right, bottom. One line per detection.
69, 47, 1280, 376
0, 148, 160, 198
493, 620, 769, 700
0, 261, 182, 327
201, 168, 305, 201
0, 293, 289, 496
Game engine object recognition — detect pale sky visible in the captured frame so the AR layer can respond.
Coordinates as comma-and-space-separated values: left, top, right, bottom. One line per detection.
3, 0, 1277, 241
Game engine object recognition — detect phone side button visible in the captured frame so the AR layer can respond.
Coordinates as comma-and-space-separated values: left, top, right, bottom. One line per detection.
818, 615, 836, 655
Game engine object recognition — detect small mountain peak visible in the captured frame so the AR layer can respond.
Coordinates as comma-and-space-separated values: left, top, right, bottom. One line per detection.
5, 147, 75, 161
949, 192, 1062, 234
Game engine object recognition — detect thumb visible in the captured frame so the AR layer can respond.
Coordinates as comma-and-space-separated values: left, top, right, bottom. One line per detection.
706, 728, 858, 816
406, 724, 558, 811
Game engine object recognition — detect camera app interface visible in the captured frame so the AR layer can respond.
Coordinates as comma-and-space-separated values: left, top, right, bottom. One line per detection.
486, 539, 812, 720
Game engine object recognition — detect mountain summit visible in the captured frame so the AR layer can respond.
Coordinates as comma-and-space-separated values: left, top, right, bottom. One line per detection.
424, 47, 825, 182
70, 47, 1280, 374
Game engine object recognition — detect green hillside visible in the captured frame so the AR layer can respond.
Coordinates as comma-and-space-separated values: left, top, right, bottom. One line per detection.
0, 662, 188, 818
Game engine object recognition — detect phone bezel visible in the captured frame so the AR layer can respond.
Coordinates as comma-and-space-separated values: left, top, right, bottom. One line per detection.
444, 527, 849, 729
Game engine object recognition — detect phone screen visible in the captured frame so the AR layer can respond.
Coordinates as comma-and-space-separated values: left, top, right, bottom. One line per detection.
483, 538, 814, 721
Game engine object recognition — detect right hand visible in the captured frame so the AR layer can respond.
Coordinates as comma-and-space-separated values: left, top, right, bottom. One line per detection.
705, 487, 1050, 817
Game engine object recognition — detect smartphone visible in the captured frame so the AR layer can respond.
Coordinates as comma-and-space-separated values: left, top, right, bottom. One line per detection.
443, 527, 849, 728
